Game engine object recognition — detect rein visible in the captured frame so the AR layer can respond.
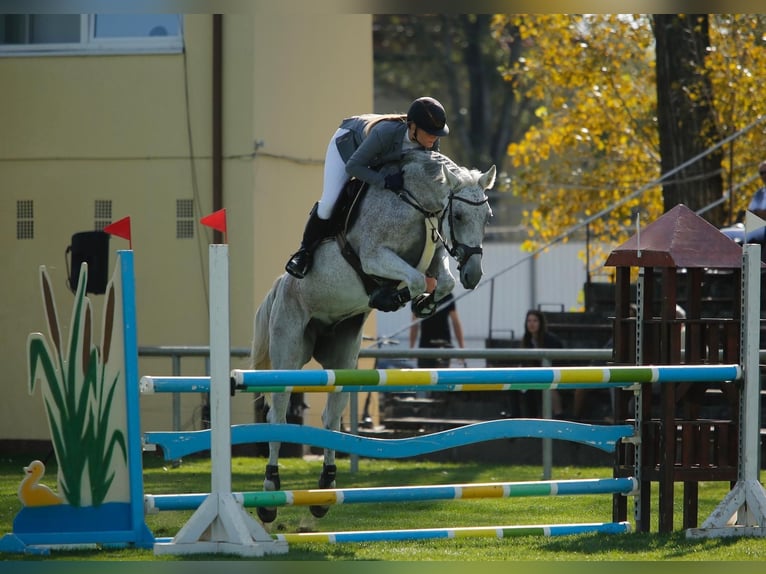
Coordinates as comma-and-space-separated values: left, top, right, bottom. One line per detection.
336, 180, 489, 299
443, 191, 490, 268
390, 185, 488, 270
391, 187, 443, 219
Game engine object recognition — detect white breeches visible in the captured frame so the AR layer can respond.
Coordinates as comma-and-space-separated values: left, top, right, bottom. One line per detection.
317, 128, 350, 220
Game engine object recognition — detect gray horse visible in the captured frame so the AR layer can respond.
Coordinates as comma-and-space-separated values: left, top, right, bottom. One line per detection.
250, 151, 495, 522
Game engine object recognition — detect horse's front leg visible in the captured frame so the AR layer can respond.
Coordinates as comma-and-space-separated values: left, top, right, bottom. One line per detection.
362, 248, 427, 310
309, 391, 350, 518
412, 251, 456, 317
429, 249, 456, 302
257, 391, 290, 523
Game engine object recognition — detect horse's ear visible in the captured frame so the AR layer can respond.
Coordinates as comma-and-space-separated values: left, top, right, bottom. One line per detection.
480, 165, 497, 190
442, 164, 460, 189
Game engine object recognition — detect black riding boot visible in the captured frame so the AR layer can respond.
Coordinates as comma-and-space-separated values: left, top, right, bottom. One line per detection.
285, 203, 333, 279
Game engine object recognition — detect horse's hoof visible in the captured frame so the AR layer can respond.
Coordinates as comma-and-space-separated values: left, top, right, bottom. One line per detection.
257, 464, 281, 523
257, 506, 278, 523
309, 504, 330, 518
309, 464, 337, 518
412, 292, 436, 318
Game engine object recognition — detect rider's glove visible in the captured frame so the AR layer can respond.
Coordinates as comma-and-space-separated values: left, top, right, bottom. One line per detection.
384, 171, 404, 191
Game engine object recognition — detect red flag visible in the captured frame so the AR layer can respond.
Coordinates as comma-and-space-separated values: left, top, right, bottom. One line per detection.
104, 216, 132, 244
200, 209, 227, 233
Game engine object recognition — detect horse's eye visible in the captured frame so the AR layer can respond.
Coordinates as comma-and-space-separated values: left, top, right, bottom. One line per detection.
455, 213, 463, 221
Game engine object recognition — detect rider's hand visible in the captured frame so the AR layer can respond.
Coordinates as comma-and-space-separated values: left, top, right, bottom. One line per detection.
384, 171, 404, 191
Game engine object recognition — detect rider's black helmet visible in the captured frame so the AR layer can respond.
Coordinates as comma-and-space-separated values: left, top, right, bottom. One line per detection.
407, 97, 449, 137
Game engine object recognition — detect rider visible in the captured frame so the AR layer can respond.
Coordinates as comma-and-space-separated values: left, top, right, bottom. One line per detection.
284, 96, 450, 279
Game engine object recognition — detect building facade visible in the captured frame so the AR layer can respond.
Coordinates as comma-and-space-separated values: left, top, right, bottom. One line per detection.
0, 13, 374, 445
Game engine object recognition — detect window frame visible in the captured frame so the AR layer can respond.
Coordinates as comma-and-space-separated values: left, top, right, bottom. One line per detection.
0, 14, 183, 57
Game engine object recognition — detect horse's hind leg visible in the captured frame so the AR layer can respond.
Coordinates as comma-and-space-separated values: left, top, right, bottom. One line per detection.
308, 315, 364, 518
309, 391, 350, 518
257, 391, 291, 523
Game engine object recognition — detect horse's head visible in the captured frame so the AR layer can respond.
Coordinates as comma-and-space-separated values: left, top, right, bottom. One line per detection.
392, 151, 494, 289
441, 163, 495, 289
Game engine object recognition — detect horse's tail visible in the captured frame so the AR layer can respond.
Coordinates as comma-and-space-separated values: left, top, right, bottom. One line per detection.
249, 275, 282, 371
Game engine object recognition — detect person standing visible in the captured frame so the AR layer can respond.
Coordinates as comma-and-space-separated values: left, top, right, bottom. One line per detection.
748, 160, 766, 220
518, 309, 564, 418
409, 278, 465, 368
745, 160, 766, 247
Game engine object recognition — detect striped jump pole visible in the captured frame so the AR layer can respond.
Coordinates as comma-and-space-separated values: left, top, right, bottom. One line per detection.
141, 364, 741, 395
140, 376, 210, 394
271, 521, 632, 544
145, 477, 638, 513
229, 364, 741, 394
153, 244, 288, 558
153, 521, 631, 545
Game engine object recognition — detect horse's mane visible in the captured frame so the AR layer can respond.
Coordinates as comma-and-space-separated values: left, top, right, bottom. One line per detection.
402, 150, 485, 191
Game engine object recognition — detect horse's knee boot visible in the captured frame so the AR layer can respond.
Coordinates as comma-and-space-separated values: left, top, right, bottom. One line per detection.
318, 463, 337, 488
256, 464, 280, 523
369, 286, 411, 312
309, 464, 336, 518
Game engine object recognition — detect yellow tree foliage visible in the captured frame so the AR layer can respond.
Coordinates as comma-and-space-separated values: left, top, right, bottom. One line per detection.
491, 14, 766, 279
705, 15, 766, 196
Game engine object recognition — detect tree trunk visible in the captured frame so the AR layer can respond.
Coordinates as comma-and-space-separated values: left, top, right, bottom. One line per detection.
653, 14, 724, 225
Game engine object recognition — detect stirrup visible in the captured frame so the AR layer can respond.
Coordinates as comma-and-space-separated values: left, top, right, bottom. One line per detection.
285, 249, 311, 279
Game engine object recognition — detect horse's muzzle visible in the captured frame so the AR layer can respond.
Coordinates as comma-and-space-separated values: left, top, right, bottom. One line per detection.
459, 254, 483, 289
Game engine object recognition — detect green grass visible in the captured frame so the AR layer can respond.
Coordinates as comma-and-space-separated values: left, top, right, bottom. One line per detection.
1, 453, 765, 562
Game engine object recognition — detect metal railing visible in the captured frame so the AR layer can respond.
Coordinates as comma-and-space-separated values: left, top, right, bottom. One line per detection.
138, 345, 614, 367
138, 345, 615, 477
137, 344, 758, 477
137, 347, 614, 429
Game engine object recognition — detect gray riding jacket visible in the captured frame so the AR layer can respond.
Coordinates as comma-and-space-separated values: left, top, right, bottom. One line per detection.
336, 114, 440, 188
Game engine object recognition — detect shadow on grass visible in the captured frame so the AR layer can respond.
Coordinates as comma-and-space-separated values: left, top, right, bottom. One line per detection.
541, 530, 746, 559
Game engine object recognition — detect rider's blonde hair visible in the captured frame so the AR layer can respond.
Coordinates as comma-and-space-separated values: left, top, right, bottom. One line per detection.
363, 114, 407, 136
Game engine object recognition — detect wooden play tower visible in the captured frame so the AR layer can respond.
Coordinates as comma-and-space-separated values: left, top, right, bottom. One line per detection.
605, 204, 750, 533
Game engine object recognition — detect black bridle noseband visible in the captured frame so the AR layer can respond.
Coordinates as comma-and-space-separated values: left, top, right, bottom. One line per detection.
442, 191, 489, 269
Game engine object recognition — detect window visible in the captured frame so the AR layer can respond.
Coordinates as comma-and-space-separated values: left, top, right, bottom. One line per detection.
95, 200, 112, 231
176, 199, 194, 239
0, 14, 183, 56
17, 200, 33, 240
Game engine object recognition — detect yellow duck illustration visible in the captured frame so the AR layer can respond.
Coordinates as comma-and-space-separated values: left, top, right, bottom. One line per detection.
19, 460, 63, 507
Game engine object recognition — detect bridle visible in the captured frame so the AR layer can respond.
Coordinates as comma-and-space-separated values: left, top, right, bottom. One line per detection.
391, 185, 489, 271
441, 190, 490, 270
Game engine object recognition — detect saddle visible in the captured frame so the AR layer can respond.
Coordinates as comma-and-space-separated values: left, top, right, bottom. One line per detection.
330, 178, 366, 238
333, 179, 412, 312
